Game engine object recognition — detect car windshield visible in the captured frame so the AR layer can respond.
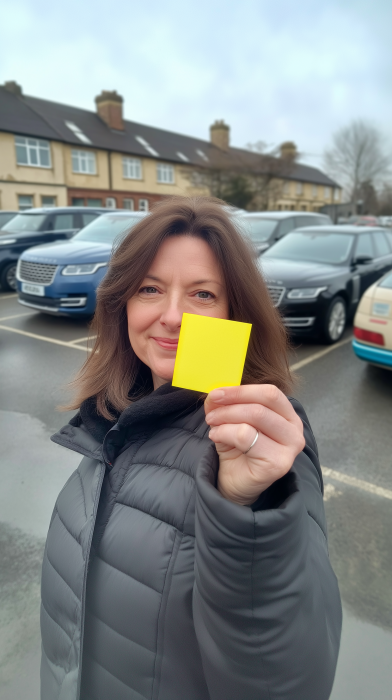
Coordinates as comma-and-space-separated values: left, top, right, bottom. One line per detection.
2, 213, 47, 232
73, 214, 142, 244
239, 218, 278, 242
263, 230, 355, 264
379, 272, 392, 289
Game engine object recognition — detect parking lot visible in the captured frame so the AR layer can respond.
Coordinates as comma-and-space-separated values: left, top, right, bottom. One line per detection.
1, 289, 392, 700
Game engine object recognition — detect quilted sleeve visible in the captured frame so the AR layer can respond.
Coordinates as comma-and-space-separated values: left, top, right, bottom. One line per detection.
193, 399, 342, 700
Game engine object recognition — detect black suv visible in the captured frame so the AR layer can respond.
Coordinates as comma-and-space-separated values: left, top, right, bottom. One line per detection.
259, 225, 392, 343
0, 207, 109, 290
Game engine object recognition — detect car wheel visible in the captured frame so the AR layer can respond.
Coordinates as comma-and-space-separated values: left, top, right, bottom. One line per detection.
323, 296, 347, 344
0, 263, 17, 291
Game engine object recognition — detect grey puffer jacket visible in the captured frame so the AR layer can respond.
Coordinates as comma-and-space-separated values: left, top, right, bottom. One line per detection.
41, 384, 341, 700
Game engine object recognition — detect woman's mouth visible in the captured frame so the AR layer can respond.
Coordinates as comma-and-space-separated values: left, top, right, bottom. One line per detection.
152, 337, 179, 350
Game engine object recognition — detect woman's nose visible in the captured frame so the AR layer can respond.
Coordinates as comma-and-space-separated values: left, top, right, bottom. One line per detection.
159, 298, 183, 330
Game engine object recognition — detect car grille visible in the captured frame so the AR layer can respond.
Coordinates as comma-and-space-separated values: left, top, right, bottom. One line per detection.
18, 261, 58, 285
266, 285, 285, 307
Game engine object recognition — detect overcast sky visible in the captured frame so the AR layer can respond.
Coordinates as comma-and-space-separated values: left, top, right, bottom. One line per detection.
1, 0, 391, 171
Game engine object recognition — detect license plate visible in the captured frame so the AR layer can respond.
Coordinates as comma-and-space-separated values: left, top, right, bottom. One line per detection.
372, 302, 390, 317
21, 282, 45, 297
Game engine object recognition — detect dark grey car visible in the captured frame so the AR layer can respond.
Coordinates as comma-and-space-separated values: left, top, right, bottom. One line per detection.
236, 211, 332, 254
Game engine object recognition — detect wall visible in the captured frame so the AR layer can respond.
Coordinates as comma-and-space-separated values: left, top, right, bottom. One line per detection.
63, 145, 110, 189
110, 153, 208, 197
0, 132, 68, 208
271, 179, 340, 212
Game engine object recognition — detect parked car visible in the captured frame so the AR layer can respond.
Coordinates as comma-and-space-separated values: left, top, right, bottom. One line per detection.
235, 211, 332, 254
258, 225, 392, 343
352, 271, 392, 370
0, 206, 110, 290
0, 211, 18, 229
16, 211, 147, 316
347, 215, 380, 226
379, 216, 392, 228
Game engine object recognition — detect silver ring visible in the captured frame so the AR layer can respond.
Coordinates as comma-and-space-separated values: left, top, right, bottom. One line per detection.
243, 429, 259, 455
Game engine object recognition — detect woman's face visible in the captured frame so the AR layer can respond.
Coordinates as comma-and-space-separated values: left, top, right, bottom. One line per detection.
127, 235, 229, 389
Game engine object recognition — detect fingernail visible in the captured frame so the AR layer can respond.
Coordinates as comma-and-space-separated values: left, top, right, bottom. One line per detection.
205, 411, 215, 423
209, 389, 225, 401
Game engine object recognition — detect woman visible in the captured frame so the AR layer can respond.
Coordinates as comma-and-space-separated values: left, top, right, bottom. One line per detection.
41, 197, 341, 700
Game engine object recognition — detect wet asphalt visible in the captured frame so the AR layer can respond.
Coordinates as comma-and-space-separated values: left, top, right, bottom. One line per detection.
0, 291, 391, 700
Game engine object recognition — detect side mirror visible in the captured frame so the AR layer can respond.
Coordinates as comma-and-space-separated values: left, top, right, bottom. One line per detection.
353, 255, 373, 265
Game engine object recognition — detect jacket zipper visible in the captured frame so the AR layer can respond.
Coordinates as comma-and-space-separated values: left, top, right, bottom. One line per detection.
75, 460, 106, 700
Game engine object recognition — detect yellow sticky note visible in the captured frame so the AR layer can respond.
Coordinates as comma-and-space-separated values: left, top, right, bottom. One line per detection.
172, 313, 252, 393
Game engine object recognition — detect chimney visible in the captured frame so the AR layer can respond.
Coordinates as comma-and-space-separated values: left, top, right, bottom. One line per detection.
95, 90, 124, 131
3, 81, 23, 97
280, 141, 297, 160
210, 119, 230, 151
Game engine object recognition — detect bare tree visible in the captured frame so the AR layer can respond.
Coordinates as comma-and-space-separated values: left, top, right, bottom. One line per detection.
378, 183, 392, 216
184, 141, 298, 211
324, 120, 391, 210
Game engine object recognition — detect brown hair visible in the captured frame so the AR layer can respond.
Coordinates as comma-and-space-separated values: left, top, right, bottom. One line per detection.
65, 196, 293, 419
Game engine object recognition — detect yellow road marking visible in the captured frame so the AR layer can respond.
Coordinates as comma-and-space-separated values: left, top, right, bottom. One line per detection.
290, 336, 353, 371
0, 312, 36, 322
0, 324, 90, 351
322, 466, 392, 501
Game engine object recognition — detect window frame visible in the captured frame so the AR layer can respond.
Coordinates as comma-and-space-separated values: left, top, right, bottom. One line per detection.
296, 182, 303, 196
71, 149, 97, 175
41, 195, 57, 208
138, 199, 149, 212
156, 162, 175, 184
15, 136, 52, 169
123, 198, 135, 210
324, 186, 331, 200
17, 194, 34, 211
122, 157, 142, 180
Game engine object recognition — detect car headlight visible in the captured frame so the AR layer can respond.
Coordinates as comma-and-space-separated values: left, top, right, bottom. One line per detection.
287, 287, 327, 299
61, 263, 107, 276
0, 239, 17, 245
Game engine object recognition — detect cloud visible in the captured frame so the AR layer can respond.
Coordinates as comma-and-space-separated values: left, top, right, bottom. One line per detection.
0, 0, 391, 168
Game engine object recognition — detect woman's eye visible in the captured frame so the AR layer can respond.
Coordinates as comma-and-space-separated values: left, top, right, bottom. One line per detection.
140, 286, 158, 294
196, 291, 214, 300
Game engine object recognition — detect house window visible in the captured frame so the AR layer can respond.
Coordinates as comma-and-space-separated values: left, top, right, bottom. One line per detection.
139, 199, 149, 212
157, 163, 174, 184
282, 181, 290, 195
296, 182, 303, 195
71, 149, 96, 174
18, 194, 34, 210
334, 188, 340, 202
15, 136, 51, 168
312, 185, 318, 198
41, 196, 56, 207
324, 186, 331, 199
87, 198, 102, 207
72, 197, 85, 206
122, 157, 142, 180
123, 198, 135, 210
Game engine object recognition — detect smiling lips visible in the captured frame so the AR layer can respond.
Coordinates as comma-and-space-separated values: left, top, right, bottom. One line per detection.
152, 337, 179, 350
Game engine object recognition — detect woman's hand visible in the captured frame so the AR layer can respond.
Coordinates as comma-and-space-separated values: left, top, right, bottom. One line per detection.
204, 385, 305, 506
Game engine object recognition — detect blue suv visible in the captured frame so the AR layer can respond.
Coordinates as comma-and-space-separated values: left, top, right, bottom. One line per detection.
16, 211, 147, 316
